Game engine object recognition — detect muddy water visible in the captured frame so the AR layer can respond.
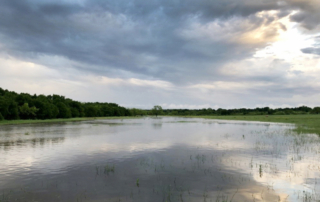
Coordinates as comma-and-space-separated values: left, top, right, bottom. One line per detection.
0, 117, 319, 202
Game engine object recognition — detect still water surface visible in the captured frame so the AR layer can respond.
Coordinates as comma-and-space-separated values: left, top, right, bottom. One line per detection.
1, 117, 320, 201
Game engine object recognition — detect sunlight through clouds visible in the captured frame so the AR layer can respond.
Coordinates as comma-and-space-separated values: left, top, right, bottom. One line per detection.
0, 0, 319, 108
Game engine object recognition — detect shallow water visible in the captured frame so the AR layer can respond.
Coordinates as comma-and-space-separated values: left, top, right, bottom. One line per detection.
0, 117, 320, 202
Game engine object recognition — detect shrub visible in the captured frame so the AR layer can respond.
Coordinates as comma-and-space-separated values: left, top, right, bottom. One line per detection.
274, 111, 286, 115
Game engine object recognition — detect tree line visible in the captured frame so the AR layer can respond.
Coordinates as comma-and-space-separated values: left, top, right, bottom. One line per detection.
0, 87, 319, 121
160, 106, 320, 116
0, 87, 132, 120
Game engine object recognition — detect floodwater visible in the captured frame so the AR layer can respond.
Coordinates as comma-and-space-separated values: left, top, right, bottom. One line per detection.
0, 117, 320, 202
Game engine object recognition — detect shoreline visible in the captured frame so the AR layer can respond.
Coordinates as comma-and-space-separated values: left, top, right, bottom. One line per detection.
182, 114, 320, 135
1, 114, 319, 135
0, 116, 140, 126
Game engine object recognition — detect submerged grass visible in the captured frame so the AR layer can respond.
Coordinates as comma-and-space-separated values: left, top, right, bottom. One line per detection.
185, 114, 320, 135
0, 116, 140, 126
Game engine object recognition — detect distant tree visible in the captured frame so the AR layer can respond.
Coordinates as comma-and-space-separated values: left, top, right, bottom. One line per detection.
52, 94, 66, 104
311, 107, 320, 114
15, 94, 33, 106
33, 100, 49, 119
0, 97, 9, 118
0, 87, 5, 96
0, 88, 132, 120
113, 108, 121, 116
69, 101, 83, 117
220, 109, 229, 115
85, 105, 98, 117
130, 108, 146, 116
101, 105, 114, 116
207, 108, 215, 115
70, 108, 80, 117
274, 111, 286, 115
50, 104, 59, 118
130, 108, 138, 116
117, 107, 127, 116
152, 105, 163, 117
6, 99, 19, 120
56, 102, 71, 118
19, 103, 38, 119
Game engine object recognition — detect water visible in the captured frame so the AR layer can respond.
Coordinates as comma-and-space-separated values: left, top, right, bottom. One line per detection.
0, 117, 320, 202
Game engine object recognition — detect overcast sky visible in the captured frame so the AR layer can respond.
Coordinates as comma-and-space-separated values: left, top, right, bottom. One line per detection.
0, 0, 319, 109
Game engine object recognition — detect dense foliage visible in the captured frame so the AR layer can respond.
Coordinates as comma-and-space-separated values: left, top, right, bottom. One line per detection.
0, 87, 131, 120
151, 105, 163, 117
160, 106, 319, 116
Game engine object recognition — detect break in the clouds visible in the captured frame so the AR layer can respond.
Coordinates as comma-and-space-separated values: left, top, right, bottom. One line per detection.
0, 0, 319, 108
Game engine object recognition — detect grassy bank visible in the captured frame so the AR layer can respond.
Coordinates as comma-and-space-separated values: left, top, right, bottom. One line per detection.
186, 114, 320, 135
0, 116, 138, 126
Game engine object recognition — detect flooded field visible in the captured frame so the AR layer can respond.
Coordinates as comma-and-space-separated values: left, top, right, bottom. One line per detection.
0, 117, 320, 202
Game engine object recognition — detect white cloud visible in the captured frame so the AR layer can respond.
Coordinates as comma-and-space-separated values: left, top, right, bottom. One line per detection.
178, 10, 288, 46
88, 75, 173, 89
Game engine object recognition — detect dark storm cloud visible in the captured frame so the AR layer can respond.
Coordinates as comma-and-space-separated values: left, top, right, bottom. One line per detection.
0, 0, 319, 84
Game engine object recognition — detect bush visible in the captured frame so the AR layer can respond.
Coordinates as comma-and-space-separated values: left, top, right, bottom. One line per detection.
0, 112, 4, 120
273, 111, 286, 115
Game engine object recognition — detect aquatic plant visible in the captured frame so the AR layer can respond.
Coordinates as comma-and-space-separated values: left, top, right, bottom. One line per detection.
104, 164, 115, 175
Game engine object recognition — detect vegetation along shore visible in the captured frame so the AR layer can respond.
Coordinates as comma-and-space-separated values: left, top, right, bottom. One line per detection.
0, 87, 319, 134
186, 115, 320, 135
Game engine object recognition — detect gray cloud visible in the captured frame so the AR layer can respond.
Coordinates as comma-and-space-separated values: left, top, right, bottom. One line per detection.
0, 0, 320, 108
301, 35, 320, 55
1, 0, 317, 83
288, 0, 320, 30
301, 47, 320, 55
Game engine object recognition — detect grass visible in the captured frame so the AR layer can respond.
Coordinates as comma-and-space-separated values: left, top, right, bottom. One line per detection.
0, 116, 140, 126
1, 114, 320, 135
185, 114, 320, 135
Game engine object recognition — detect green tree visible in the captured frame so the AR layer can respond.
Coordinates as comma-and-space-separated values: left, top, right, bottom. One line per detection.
130, 108, 139, 116
0, 87, 5, 96
101, 105, 114, 116
113, 107, 121, 116
70, 108, 80, 117
69, 101, 83, 117
130, 108, 146, 116
0, 97, 9, 118
56, 102, 71, 118
15, 94, 33, 106
19, 103, 38, 119
50, 104, 59, 118
311, 107, 320, 114
152, 105, 163, 117
0, 112, 4, 120
85, 105, 98, 117
6, 99, 19, 120
34, 100, 51, 119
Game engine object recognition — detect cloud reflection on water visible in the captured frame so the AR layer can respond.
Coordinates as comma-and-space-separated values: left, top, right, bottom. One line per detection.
0, 117, 319, 201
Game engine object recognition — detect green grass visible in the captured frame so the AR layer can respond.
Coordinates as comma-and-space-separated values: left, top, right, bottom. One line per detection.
185, 114, 320, 135
0, 116, 139, 126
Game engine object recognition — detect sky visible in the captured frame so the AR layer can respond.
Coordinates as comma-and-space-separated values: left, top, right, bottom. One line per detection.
0, 0, 319, 109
